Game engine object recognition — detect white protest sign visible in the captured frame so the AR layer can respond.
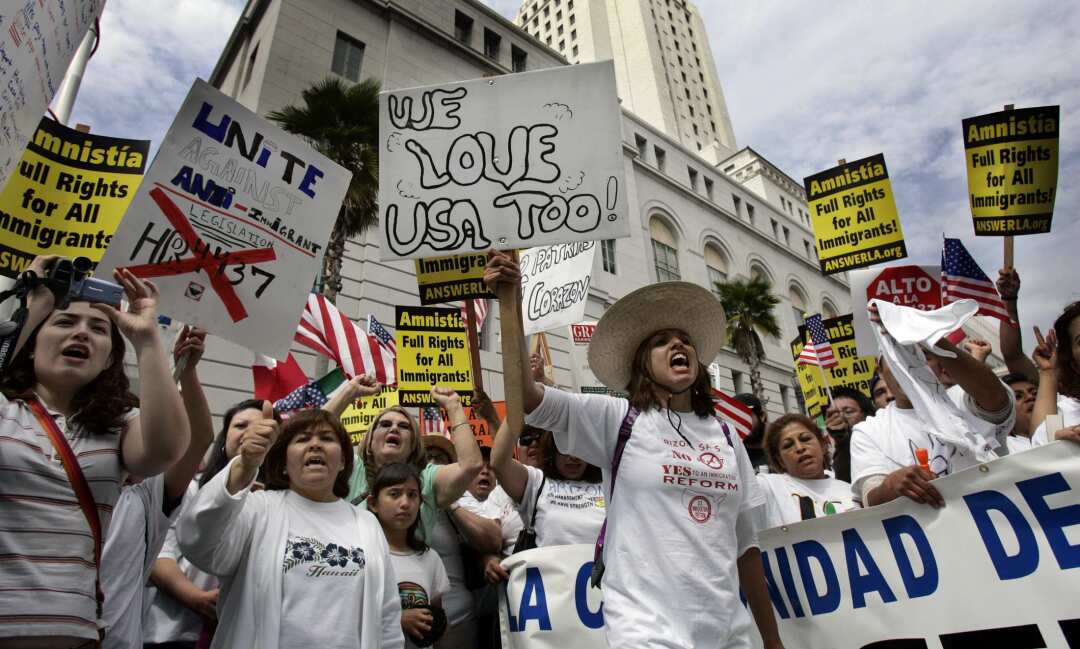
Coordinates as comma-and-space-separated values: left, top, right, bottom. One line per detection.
519, 242, 594, 336
98, 79, 351, 357
496, 445, 1080, 649
499, 544, 604, 649
0, 0, 105, 192
377, 61, 629, 260
849, 264, 941, 356
566, 321, 608, 395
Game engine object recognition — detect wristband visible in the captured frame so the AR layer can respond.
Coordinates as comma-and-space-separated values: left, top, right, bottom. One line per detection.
451, 422, 471, 432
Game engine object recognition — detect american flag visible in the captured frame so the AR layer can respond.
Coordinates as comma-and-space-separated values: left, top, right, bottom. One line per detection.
421, 406, 445, 435
461, 299, 490, 332
798, 314, 838, 369
274, 382, 329, 414
368, 314, 397, 355
711, 388, 753, 440
293, 293, 395, 384
941, 238, 1010, 322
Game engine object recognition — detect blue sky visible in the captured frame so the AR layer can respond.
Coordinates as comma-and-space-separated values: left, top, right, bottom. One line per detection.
69, 0, 1080, 349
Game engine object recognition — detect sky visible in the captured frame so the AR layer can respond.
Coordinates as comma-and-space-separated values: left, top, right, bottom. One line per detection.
68, 0, 1080, 350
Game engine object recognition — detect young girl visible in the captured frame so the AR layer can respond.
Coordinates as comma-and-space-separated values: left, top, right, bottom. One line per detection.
370, 463, 450, 649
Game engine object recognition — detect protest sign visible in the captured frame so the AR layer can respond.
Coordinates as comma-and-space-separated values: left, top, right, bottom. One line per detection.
0, 0, 105, 192
395, 305, 472, 407
849, 264, 942, 356
414, 252, 495, 305
497, 445, 1080, 649
462, 399, 505, 448
378, 61, 629, 261
97, 79, 351, 358
804, 154, 907, 275
795, 314, 876, 403
340, 387, 399, 445
962, 106, 1058, 235
0, 118, 148, 277
566, 321, 624, 396
519, 242, 595, 336
789, 334, 826, 419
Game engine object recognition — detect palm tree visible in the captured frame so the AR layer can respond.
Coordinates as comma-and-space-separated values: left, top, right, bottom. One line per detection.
267, 77, 380, 305
713, 276, 781, 404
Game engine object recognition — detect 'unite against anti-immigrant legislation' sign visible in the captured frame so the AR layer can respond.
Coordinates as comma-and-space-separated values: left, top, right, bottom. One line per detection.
395, 306, 472, 407
377, 61, 629, 260
962, 105, 1059, 236
98, 79, 352, 358
0, 118, 148, 277
804, 154, 907, 275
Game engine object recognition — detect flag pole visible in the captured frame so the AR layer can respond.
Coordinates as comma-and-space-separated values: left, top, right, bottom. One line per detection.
464, 298, 484, 393
1002, 104, 1015, 270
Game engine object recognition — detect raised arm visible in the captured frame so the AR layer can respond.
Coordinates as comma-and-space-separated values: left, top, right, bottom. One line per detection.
1029, 326, 1059, 436
167, 327, 215, 503
8, 255, 61, 360
448, 503, 502, 555
431, 387, 483, 508
323, 374, 382, 418
100, 269, 190, 477
932, 338, 1010, 413
997, 268, 1039, 382
490, 419, 528, 503
483, 251, 545, 413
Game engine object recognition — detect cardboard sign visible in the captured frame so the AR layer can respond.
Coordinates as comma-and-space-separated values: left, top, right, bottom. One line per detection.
792, 315, 876, 410
0, 1, 105, 192
414, 252, 495, 305
849, 264, 942, 356
340, 387, 399, 445
0, 118, 148, 277
396, 305, 472, 407
566, 321, 625, 397
789, 334, 826, 419
463, 399, 506, 448
377, 62, 629, 260
804, 154, 907, 274
519, 242, 595, 336
97, 79, 351, 358
962, 105, 1058, 235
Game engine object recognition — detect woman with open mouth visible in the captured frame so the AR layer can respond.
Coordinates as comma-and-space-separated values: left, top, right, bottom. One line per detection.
757, 414, 857, 529
177, 407, 403, 649
485, 250, 785, 649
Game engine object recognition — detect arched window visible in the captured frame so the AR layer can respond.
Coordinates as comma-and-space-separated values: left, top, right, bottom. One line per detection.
704, 243, 728, 296
822, 298, 839, 319
749, 262, 771, 284
789, 284, 808, 329
650, 216, 680, 281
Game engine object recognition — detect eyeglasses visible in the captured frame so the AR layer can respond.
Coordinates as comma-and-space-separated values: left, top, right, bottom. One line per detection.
518, 433, 541, 447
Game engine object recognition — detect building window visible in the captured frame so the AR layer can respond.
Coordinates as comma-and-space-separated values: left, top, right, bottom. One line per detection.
454, 11, 474, 44
558, 24, 564, 35
568, 0, 574, 8
823, 299, 839, 319
512, 45, 527, 72
705, 244, 728, 296
789, 285, 807, 329
331, 32, 364, 81
572, 44, 579, 57
684, 88, 691, 99
732, 370, 745, 394
654, 146, 666, 172
770, 219, 779, 240
571, 29, 577, 40
803, 240, 812, 259
558, 39, 565, 50
780, 385, 792, 413
544, 5, 550, 15
546, 36, 552, 45
635, 134, 648, 158
687, 166, 698, 191
704, 177, 714, 201
732, 195, 742, 218
746, 204, 755, 225
601, 239, 617, 274
483, 29, 501, 59
243, 43, 259, 89
650, 217, 681, 281
556, 10, 562, 20
570, 13, 576, 24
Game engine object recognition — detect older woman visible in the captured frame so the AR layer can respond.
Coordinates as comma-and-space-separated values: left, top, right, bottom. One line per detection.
177, 406, 403, 649
758, 414, 858, 529
485, 251, 783, 649
0, 256, 189, 647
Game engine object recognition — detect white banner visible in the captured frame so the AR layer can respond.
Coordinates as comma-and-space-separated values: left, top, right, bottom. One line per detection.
98, 79, 351, 357
0, 0, 105, 192
377, 61, 629, 260
519, 242, 595, 336
498, 444, 1080, 649
848, 264, 941, 356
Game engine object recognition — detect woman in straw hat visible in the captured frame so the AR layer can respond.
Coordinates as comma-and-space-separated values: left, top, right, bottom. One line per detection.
485, 251, 783, 649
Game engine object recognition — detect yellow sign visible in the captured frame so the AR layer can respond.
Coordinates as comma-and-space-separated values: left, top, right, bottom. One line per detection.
962, 105, 1058, 236
0, 118, 148, 278
791, 314, 877, 417
340, 387, 399, 445
414, 253, 495, 305
804, 153, 907, 275
396, 305, 473, 407
790, 334, 826, 419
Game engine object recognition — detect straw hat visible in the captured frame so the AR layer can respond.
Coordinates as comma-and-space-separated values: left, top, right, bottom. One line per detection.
587, 281, 727, 391
422, 434, 456, 462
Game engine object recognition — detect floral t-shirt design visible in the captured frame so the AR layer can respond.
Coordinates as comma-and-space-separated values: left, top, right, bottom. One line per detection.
283, 535, 366, 574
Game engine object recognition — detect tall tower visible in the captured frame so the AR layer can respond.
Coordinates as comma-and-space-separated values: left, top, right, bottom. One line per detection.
514, 0, 737, 163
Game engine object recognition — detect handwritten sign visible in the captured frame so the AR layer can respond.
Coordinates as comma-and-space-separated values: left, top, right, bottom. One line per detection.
98, 79, 351, 357
0, 1, 105, 192
377, 62, 628, 260
519, 242, 594, 336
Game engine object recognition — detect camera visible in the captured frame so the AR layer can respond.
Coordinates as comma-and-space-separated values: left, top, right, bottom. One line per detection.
46, 257, 124, 310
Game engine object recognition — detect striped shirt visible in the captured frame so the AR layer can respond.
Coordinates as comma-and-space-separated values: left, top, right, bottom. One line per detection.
0, 392, 136, 641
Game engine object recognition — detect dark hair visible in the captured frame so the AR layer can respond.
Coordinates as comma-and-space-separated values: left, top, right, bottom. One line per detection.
537, 431, 601, 483
199, 399, 278, 488
0, 311, 137, 436
763, 413, 832, 474
264, 409, 354, 499
829, 387, 875, 417
368, 462, 427, 553
1000, 372, 1035, 387
626, 329, 714, 418
1053, 301, 1080, 399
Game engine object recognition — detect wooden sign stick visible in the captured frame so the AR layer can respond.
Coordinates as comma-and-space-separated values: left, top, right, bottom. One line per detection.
464, 298, 484, 393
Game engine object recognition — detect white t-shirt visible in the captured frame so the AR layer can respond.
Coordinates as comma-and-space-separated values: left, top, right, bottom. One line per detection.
517, 464, 605, 547
279, 492, 367, 649
428, 511, 472, 626
755, 473, 857, 530
100, 475, 171, 649
459, 488, 523, 556
390, 549, 450, 649
525, 387, 765, 649
850, 384, 1015, 503
1031, 394, 1080, 443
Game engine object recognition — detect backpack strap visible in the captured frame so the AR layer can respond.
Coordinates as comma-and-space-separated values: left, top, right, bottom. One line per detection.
528, 474, 546, 531
591, 406, 639, 587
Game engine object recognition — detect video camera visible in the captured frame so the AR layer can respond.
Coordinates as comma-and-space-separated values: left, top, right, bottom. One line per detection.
43, 257, 124, 310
